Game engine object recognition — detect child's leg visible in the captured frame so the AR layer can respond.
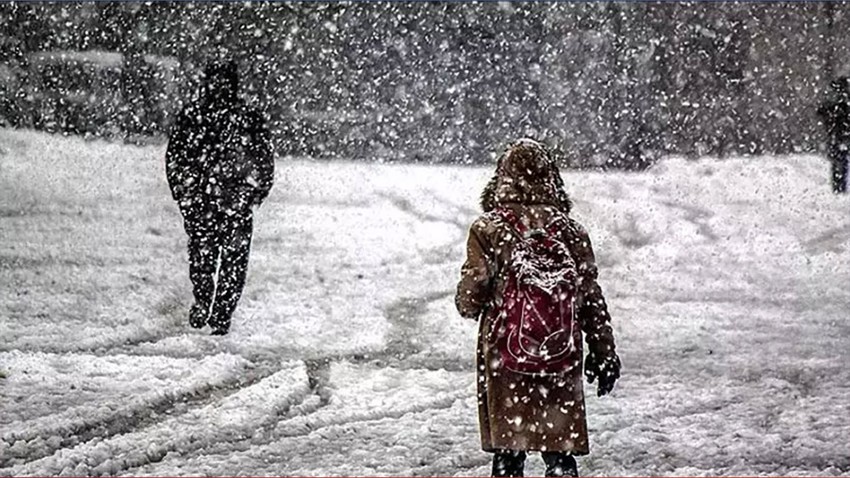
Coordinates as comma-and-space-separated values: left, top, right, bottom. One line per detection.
541, 452, 578, 477
492, 450, 527, 477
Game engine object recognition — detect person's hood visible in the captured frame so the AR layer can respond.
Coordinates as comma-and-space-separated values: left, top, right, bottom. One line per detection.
202, 60, 238, 105
480, 138, 572, 213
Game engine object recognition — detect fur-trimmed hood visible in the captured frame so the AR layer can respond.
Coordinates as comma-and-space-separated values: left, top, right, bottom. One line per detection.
479, 139, 572, 214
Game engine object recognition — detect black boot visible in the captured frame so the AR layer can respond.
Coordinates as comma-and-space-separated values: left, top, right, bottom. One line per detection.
542, 452, 578, 477
189, 303, 208, 329
492, 450, 526, 477
208, 310, 230, 336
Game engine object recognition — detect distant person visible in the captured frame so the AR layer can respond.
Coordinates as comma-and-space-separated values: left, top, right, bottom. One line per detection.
166, 60, 274, 335
456, 139, 620, 477
818, 77, 850, 194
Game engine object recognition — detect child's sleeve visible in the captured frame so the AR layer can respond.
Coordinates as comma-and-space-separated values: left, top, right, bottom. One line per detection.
455, 219, 494, 320
569, 221, 618, 362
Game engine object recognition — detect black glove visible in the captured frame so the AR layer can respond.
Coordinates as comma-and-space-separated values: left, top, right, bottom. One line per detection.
585, 353, 621, 397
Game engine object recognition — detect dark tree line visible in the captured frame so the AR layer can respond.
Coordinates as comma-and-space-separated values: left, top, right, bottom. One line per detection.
1, 2, 847, 166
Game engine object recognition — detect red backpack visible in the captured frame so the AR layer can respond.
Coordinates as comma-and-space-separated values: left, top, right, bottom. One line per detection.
492, 208, 581, 376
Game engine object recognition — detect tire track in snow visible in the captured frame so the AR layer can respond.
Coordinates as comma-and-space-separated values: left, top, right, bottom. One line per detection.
0, 356, 283, 469
120, 289, 469, 475
295, 288, 460, 405
0, 321, 184, 356
272, 386, 468, 439
230, 193, 477, 464
126, 363, 476, 477
132, 384, 472, 476
2, 362, 310, 477
3, 290, 304, 467
273, 288, 459, 388
0, 293, 188, 356
802, 223, 850, 254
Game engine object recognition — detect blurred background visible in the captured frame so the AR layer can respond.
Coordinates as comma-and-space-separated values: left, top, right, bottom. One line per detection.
1, 2, 848, 166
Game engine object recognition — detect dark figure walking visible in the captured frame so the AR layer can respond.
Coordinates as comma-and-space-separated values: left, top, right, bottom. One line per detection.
818, 77, 850, 194
166, 60, 274, 335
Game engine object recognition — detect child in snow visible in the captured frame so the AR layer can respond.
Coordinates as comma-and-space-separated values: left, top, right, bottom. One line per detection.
456, 139, 620, 477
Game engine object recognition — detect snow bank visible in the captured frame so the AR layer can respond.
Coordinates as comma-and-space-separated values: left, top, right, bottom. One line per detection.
132, 362, 480, 476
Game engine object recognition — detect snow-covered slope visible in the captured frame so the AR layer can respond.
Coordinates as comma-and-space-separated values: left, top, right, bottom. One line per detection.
1, 129, 848, 476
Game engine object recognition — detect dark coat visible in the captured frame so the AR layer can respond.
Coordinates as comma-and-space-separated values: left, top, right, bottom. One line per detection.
455, 141, 617, 454
166, 97, 274, 216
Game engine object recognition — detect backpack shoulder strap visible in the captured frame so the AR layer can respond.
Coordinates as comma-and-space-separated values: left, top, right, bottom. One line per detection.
496, 207, 529, 237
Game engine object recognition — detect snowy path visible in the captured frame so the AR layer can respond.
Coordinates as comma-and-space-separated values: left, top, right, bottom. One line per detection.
1, 129, 849, 476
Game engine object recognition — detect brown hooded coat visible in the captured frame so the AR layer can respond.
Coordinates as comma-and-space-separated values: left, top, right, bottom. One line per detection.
456, 141, 617, 454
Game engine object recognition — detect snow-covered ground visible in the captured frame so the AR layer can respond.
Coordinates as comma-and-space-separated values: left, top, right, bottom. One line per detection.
1, 128, 848, 476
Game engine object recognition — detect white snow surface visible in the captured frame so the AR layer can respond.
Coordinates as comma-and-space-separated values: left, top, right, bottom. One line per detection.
1, 128, 849, 476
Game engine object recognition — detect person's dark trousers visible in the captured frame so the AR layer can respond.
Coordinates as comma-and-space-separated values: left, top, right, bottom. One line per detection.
542, 452, 578, 477
831, 152, 848, 193
182, 204, 253, 334
492, 450, 526, 477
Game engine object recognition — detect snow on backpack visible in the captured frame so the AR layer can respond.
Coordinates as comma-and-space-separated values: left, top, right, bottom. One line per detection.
491, 208, 581, 376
